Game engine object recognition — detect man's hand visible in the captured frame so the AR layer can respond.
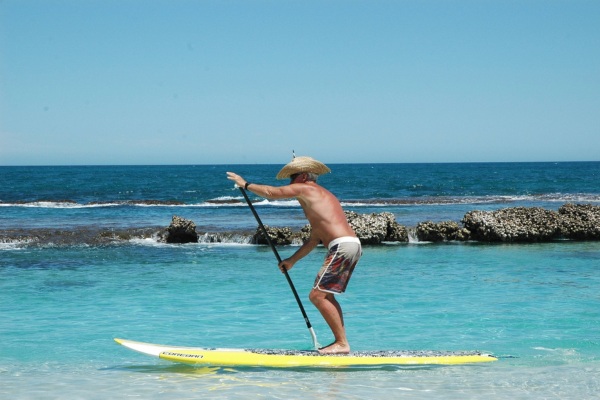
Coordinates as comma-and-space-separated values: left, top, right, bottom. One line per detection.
226, 172, 246, 188
278, 258, 295, 273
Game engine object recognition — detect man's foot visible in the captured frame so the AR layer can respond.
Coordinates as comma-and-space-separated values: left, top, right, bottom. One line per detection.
318, 342, 350, 355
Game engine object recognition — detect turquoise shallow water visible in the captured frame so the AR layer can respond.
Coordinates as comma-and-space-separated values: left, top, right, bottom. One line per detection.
2, 240, 600, 399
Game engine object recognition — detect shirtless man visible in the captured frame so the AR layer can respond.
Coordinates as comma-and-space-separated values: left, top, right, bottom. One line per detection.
227, 156, 362, 354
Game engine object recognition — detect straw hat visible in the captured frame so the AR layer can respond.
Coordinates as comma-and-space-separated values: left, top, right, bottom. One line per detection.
276, 156, 331, 179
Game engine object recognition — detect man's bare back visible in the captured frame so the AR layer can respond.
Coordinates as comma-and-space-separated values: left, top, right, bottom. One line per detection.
291, 182, 356, 247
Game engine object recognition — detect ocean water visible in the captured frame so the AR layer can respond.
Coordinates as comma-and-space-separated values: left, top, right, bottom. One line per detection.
1, 162, 600, 399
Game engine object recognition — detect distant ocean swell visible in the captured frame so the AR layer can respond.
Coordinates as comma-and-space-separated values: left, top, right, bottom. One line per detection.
2, 192, 600, 208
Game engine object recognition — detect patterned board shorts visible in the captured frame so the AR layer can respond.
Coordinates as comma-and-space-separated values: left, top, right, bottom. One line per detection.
314, 236, 362, 294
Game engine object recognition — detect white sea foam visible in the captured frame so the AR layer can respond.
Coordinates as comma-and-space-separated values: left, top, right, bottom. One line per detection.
0, 237, 36, 250
128, 237, 165, 246
0, 243, 25, 251
128, 233, 255, 247
1, 193, 599, 210
25, 201, 91, 209
0, 201, 120, 209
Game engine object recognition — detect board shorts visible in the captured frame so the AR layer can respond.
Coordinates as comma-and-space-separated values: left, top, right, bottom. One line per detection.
313, 237, 362, 294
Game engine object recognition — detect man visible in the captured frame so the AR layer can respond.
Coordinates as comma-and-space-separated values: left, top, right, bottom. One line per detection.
227, 156, 362, 354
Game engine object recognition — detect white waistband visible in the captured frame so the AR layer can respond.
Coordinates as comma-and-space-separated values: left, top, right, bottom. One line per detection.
328, 236, 361, 249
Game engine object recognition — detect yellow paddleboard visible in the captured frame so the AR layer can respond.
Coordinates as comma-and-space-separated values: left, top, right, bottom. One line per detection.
115, 338, 497, 368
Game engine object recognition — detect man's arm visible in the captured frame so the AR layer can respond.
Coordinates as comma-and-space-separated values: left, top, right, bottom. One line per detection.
226, 172, 302, 199
278, 233, 320, 273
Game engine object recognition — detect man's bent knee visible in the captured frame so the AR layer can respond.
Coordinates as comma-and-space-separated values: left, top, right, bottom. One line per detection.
309, 288, 325, 304
310, 288, 335, 305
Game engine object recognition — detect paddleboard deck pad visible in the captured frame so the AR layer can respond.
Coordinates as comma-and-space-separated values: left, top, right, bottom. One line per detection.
115, 338, 497, 367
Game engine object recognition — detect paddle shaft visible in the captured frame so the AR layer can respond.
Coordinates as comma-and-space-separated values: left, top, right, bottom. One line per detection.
239, 187, 319, 349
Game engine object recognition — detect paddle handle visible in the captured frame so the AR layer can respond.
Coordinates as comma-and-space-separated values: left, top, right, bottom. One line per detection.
239, 187, 319, 349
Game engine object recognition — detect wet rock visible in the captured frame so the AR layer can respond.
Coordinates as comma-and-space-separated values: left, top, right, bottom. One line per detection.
165, 215, 199, 243
253, 225, 294, 245
297, 225, 313, 244
558, 203, 600, 240
197, 232, 253, 244
252, 212, 409, 246
416, 221, 468, 242
343, 211, 408, 244
158, 204, 599, 246
1, 227, 160, 247
454, 227, 472, 241
345, 211, 385, 244
385, 219, 409, 242
462, 207, 561, 242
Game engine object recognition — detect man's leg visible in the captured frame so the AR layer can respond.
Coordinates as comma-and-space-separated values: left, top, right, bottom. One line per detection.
309, 288, 350, 354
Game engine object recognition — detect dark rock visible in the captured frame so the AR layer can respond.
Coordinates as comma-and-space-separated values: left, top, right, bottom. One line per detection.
253, 211, 409, 246
558, 203, 600, 240
253, 225, 294, 245
462, 207, 561, 242
454, 227, 472, 241
416, 220, 467, 242
159, 204, 599, 246
385, 219, 409, 242
342, 211, 408, 244
165, 215, 199, 243
297, 225, 312, 243
345, 211, 389, 244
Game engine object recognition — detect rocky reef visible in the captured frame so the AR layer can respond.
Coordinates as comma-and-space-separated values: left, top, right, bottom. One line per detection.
462, 207, 561, 242
9, 203, 596, 248
558, 203, 600, 240
161, 203, 600, 245
251, 211, 408, 246
461, 203, 600, 243
415, 221, 471, 242
164, 215, 199, 243
346, 211, 408, 244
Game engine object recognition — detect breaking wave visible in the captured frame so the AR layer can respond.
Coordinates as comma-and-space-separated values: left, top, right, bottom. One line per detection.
2, 193, 599, 209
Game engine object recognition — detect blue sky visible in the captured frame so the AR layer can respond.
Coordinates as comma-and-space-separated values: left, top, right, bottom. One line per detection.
1, 0, 598, 165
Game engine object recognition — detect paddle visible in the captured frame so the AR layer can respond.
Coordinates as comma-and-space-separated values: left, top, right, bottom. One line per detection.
238, 187, 319, 350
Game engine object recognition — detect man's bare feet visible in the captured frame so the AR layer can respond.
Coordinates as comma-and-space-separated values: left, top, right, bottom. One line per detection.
318, 342, 350, 355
